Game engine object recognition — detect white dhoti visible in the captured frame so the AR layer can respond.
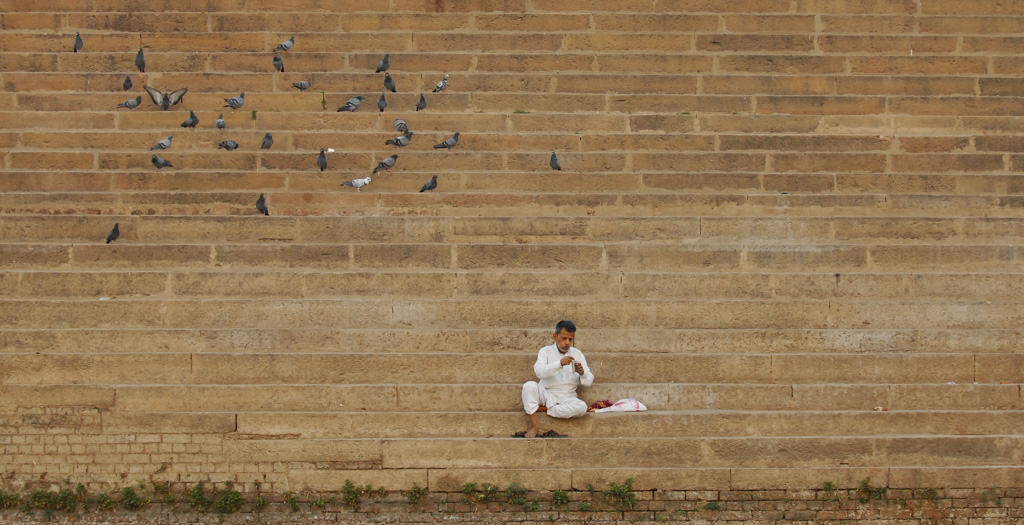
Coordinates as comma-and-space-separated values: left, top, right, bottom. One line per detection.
522, 381, 588, 419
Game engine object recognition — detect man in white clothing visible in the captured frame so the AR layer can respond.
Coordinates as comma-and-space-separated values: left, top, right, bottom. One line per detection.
521, 320, 594, 438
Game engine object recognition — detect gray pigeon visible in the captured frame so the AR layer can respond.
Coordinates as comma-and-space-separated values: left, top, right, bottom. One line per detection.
372, 154, 397, 174
180, 110, 199, 129
151, 154, 173, 171
385, 131, 413, 147
433, 73, 449, 93
377, 93, 387, 113
224, 92, 245, 109
74, 32, 83, 53
274, 35, 294, 52
218, 140, 239, 150
123, 74, 132, 91
375, 53, 389, 73
273, 54, 284, 73
383, 72, 396, 93
341, 176, 371, 191
550, 151, 561, 171
150, 135, 173, 151
394, 119, 408, 133
144, 86, 187, 111
117, 96, 142, 109
317, 148, 327, 171
416, 93, 426, 111
419, 174, 438, 192
260, 132, 273, 150
105, 222, 119, 244
336, 95, 364, 112
256, 193, 269, 216
215, 113, 226, 130
135, 47, 146, 73
292, 81, 311, 91
433, 132, 460, 151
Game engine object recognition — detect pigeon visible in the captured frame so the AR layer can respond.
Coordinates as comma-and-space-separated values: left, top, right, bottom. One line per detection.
372, 154, 397, 174
224, 92, 245, 109
317, 148, 327, 171
73, 32, 83, 53
150, 135, 173, 151
385, 131, 413, 147
383, 72, 396, 93
375, 53, 389, 73
256, 193, 269, 216
416, 93, 427, 111
143, 86, 188, 111
123, 74, 132, 91
292, 80, 311, 91
274, 35, 294, 52
433, 73, 449, 93
273, 54, 284, 73
260, 132, 273, 150
341, 176, 371, 192
135, 47, 146, 73
336, 95, 364, 112
218, 140, 239, 150
151, 154, 173, 171
377, 93, 387, 113
215, 113, 226, 130
550, 151, 561, 171
394, 119, 408, 133
117, 96, 142, 110
180, 110, 199, 129
105, 222, 119, 244
433, 132, 460, 151
419, 174, 438, 192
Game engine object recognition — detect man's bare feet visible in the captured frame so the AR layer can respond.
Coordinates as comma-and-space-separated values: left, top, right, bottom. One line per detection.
537, 405, 547, 412
524, 427, 538, 438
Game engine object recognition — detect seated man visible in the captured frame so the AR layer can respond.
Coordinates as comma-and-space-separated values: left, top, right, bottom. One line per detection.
521, 320, 594, 438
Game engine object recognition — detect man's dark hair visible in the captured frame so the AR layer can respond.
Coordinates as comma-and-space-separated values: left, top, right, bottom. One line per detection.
555, 320, 576, 334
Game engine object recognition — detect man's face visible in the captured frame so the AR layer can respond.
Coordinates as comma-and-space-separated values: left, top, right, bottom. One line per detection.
553, 329, 574, 353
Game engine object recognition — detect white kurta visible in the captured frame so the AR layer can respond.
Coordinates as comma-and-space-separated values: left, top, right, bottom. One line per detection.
522, 344, 594, 418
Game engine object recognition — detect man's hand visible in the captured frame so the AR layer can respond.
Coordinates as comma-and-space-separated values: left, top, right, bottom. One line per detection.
575, 362, 584, 375
559, 355, 574, 366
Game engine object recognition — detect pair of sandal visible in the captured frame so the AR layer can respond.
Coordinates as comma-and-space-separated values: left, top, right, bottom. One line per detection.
510, 429, 567, 438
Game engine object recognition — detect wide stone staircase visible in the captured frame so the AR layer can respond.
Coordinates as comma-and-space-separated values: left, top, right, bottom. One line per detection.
1, 0, 1024, 500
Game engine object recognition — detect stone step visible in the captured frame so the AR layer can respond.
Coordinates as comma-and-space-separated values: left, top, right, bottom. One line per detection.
3, 215, 1022, 244
1, 352, 1020, 385
4, 170, 1023, 196
3, 191, 1023, 219
224, 435, 1024, 471
85, 410, 1024, 440
94, 383, 1023, 413
2, 242, 1020, 272
2, 270, 1022, 303
1, 296, 1022, 330
2, 327, 1018, 355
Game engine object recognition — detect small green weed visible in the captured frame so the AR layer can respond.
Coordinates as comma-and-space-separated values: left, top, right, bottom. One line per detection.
341, 479, 362, 509
27, 490, 56, 510
284, 492, 299, 512
120, 486, 147, 511
856, 477, 887, 503
479, 483, 500, 504
55, 488, 77, 512
254, 495, 268, 511
96, 493, 115, 511
250, 109, 258, 121
189, 482, 211, 510
822, 481, 842, 503
579, 501, 591, 511
923, 487, 938, 502
0, 490, 21, 509
312, 496, 326, 510
506, 481, 528, 506
528, 500, 539, 511
603, 477, 636, 510
552, 489, 569, 506
703, 501, 721, 511
405, 483, 429, 505
214, 484, 244, 514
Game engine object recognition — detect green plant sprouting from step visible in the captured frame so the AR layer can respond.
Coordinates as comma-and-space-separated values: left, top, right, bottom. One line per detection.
603, 477, 636, 510
405, 483, 429, 505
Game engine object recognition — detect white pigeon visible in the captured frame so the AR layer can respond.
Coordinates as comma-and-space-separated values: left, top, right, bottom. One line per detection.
432, 73, 449, 93
341, 176, 372, 192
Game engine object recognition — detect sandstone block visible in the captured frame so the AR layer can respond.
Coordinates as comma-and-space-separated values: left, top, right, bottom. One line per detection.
103, 413, 236, 434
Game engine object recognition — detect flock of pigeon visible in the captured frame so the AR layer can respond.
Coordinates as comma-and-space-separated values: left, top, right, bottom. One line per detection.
76, 32, 563, 243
